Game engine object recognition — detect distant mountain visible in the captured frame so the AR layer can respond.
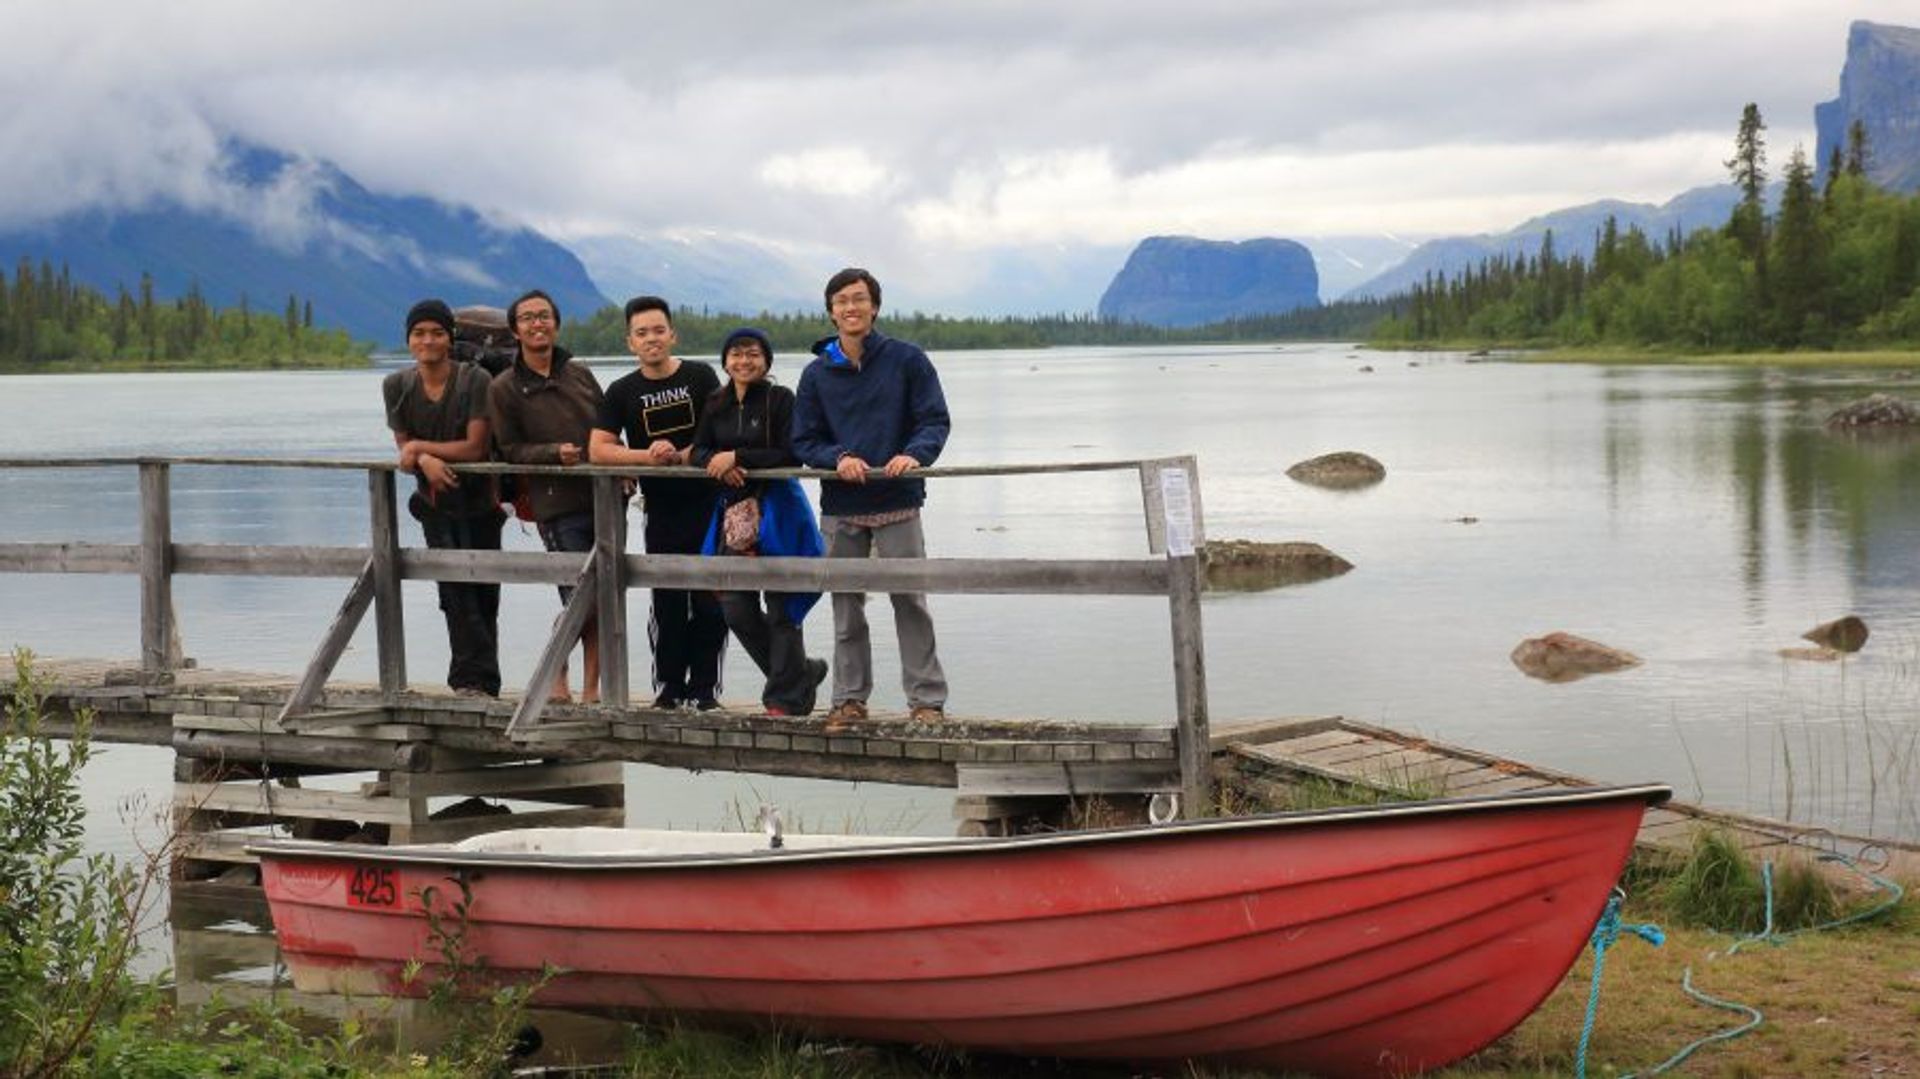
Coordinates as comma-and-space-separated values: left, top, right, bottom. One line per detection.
0, 141, 608, 345
1816, 21, 1920, 192
572, 233, 1135, 320
1098, 236, 1319, 327
1299, 234, 1428, 300
570, 231, 832, 316
1342, 187, 1746, 300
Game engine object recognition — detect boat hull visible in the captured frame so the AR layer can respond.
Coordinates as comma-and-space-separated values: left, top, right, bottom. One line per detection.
258, 785, 1666, 1077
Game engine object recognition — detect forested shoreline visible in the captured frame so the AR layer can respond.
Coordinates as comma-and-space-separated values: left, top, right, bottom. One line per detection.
1371, 109, 1920, 352
0, 261, 365, 372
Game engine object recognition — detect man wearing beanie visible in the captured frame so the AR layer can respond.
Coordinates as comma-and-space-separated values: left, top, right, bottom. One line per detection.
590, 295, 727, 711
792, 268, 951, 732
382, 298, 507, 696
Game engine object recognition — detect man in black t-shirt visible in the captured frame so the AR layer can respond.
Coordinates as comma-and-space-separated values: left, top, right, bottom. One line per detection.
383, 298, 506, 696
590, 296, 727, 710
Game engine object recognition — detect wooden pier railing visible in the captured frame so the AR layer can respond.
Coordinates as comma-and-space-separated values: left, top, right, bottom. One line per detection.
0, 455, 1213, 812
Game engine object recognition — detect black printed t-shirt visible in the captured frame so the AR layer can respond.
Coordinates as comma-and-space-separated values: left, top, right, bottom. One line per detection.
596, 359, 722, 513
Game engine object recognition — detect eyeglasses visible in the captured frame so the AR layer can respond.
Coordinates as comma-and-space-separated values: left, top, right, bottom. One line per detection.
830, 294, 874, 310
515, 310, 556, 325
725, 347, 767, 360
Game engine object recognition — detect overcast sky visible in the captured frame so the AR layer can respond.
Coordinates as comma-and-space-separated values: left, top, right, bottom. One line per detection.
4, 0, 1911, 292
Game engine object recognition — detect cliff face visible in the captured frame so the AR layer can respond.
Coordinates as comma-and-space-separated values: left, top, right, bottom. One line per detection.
1097, 236, 1319, 328
1815, 21, 1920, 192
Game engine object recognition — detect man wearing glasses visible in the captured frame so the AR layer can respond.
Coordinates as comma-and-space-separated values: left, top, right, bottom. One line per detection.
488, 289, 606, 703
590, 296, 727, 711
792, 268, 952, 733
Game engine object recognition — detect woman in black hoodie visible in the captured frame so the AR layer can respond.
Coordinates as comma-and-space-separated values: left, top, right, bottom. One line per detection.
691, 328, 828, 716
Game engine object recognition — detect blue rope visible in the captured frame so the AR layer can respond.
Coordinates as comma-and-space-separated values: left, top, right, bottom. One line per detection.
1574, 890, 1665, 1079
1605, 848, 1906, 1077
1620, 967, 1766, 1077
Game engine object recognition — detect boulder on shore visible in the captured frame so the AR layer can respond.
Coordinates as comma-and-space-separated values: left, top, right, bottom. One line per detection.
1286, 451, 1386, 490
1824, 393, 1920, 430
1202, 540, 1353, 592
1509, 632, 1641, 684
1801, 615, 1869, 653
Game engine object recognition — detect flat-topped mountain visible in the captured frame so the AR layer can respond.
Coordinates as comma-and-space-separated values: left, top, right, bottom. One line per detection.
1098, 236, 1319, 328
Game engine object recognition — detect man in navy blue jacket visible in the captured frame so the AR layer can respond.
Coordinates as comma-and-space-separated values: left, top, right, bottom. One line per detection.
792, 268, 952, 732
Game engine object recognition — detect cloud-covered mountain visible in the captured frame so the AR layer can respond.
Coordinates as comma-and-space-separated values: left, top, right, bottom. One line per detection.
0, 141, 608, 346
1342, 186, 1746, 300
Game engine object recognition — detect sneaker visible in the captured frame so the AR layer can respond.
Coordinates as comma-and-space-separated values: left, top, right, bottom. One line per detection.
650, 692, 681, 711
821, 699, 867, 734
691, 696, 724, 713
452, 686, 494, 699
764, 704, 792, 718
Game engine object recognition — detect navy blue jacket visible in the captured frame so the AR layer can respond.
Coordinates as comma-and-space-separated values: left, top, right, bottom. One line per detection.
791, 330, 952, 516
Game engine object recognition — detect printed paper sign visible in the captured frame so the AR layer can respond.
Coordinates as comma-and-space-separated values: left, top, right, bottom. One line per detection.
1159, 467, 1196, 557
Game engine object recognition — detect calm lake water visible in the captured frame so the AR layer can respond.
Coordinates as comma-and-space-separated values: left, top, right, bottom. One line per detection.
6, 343, 1920, 856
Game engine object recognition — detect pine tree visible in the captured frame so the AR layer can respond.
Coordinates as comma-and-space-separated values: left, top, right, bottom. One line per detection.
1845, 119, 1870, 178
1726, 103, 1769, 269
1768, 147, 1827, 345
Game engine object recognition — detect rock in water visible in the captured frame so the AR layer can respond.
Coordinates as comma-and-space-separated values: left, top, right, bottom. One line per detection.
1824, 393, 1920, 430
1286, 452, 1386, 490
1509, 632, 1641, 684
1202, 540, 1353, 592
1802, 615, 1869, 652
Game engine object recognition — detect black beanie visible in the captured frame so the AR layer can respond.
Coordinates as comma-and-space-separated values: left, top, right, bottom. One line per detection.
406, 299, 456, 337
721, 327, 775, 369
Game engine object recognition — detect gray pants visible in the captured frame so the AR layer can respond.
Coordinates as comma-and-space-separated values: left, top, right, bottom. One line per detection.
824, 514, 948, 709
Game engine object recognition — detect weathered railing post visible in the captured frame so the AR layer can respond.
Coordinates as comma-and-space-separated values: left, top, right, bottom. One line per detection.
368, 468, 407, 695
138, 460, 175, 683
593, 474, 629, 707
1146, 456, 1212, 816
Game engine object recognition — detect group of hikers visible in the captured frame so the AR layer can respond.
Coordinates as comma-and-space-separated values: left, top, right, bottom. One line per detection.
382, 268, 952, 734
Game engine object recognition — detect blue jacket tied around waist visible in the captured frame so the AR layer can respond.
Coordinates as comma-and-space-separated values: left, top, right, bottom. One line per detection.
701, 478, 825, 624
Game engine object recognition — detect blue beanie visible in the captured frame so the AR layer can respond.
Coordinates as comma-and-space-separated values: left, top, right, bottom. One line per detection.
720, 327, 775, 369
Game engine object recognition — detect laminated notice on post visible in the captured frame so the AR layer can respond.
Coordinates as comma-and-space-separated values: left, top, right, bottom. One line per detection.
1159, 467, 1196, 557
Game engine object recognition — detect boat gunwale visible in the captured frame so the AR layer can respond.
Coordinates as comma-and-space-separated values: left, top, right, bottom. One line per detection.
248, 783, 1670, 871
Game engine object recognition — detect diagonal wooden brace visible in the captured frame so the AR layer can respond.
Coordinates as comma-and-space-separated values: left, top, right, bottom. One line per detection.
506, 558, 599, 739
275, 559, 376, 728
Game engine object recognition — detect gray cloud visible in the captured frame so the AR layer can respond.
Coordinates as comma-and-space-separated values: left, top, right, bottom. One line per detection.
4, 0, 1910, 303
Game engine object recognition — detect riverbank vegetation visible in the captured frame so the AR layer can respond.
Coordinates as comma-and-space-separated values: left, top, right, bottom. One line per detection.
1371, 108, 1920, 355
5, 648, 1913, 1077
0, 261, 367, 373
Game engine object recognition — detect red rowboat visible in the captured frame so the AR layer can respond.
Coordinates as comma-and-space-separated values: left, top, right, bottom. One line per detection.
254, 784, 1667, 1078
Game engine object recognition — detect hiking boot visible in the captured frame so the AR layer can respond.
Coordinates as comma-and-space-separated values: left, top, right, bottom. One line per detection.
691, 696, 724, 713
906, 704, 947, 732
821, 699, 867, 734
650, 692, 681, 711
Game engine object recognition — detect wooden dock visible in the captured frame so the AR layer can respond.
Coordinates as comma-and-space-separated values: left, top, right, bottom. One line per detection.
1215, 716, 1920, 885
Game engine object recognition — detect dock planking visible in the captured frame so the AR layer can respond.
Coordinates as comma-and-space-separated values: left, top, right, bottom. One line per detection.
1215, 715, 1920, 886
30, 654, 1181, 788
